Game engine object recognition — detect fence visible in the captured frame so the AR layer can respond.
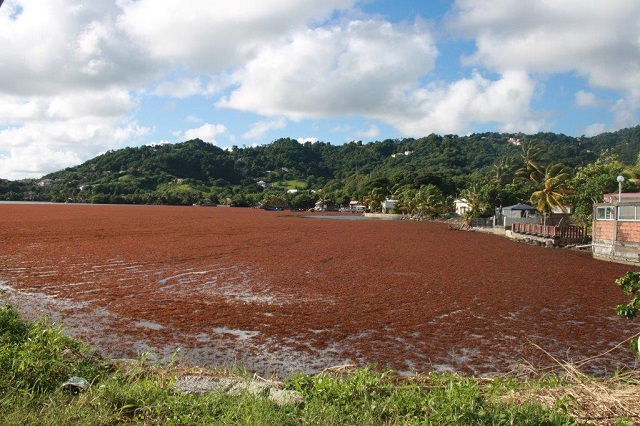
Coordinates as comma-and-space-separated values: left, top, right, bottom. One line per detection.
511, 222, 587, 244
471, 217, 495, 227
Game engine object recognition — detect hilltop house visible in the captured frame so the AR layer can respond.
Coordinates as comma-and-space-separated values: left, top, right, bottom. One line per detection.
592, 192, 640, 264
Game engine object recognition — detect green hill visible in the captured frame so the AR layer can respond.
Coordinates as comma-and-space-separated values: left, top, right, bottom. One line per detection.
1, 127, 639, 207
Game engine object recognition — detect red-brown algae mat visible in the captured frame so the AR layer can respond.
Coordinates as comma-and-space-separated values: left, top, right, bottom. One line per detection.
1, 203, 638, 377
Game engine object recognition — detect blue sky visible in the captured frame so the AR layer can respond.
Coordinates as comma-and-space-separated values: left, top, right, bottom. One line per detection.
0, 0, 639, 180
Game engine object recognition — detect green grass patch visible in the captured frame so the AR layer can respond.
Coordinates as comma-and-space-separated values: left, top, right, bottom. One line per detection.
270, 180, 307, 190
3, 304, 636, 425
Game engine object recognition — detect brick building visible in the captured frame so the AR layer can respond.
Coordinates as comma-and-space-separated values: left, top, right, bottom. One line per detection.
592, 193, 640, 264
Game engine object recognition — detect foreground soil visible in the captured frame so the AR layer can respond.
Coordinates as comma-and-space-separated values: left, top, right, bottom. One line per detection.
1, 203, 638, 377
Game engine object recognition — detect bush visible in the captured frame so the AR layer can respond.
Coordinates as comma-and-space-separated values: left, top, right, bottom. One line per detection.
0, 305, 110, 402
615, 272, 640, 355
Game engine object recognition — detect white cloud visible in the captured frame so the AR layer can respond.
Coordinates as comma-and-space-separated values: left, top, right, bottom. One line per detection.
445, 0, 640, 133
242, 119, 286, 140
575, 90, 599, 108
0, 144, 83, 179
0, 0, 154, 96
0, 0, 157, 179
449, 0, 640, 92
218, 19, 438, 119
611, 95, 640, 130
179, 123, 227, 143
583, 123, 606, 137
116, 0, 357, 72
297, 137, 318, 144
0, 118, 150, 180
356, 124, 379, 139
384, 69, 542, 136
0, 87, 150, 179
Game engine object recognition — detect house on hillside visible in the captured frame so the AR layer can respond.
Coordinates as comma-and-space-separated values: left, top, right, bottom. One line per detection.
592, 192, 640, 264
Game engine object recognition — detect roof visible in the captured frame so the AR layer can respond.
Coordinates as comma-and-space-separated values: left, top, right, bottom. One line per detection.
502, 203, 537, 211
603, 192, 640, 202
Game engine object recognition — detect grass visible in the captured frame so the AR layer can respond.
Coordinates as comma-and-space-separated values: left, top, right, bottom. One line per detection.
270, 180, 307, 190
0, 304, 638, 425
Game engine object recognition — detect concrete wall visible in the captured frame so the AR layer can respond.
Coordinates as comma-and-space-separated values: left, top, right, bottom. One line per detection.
593, 239, 640, 264
363, 213, 403, 220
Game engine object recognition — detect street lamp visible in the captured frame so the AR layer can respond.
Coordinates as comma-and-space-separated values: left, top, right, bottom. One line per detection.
617, 175, 625, 202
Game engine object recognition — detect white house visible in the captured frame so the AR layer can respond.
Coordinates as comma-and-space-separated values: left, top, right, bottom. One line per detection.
454, 198, 470, 216
342, 200, 366, 212
381, 199, 398, 214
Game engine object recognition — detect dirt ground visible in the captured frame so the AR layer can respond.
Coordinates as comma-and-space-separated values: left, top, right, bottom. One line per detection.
1, 203, 638, 377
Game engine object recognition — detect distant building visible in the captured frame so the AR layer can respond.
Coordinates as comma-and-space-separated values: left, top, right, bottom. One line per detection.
454, 198, 470, 216
340, 200, 366, 212
391, 150, 413, 158
314, 200, 330, 212
381, 199, 398, 214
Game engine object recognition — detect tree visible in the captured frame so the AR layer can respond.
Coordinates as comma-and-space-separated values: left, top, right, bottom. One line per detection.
289, 191, 317, 210
515, 141, 544, 183
529, 163, 573, 226
364, 187, 386, 212
392, 185, 417, 215
460, 184, 483, 226
261, 191, 288, 209
566, 153, 627, 227
614, 271, 640, 355
490, 156, 517, 188
414, 184, 446, 218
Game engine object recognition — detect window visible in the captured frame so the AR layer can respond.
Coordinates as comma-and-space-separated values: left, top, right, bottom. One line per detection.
596, 206, 615, 220
619, 205, 640, 221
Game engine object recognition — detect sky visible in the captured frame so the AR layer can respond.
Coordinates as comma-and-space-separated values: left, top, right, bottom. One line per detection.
0, 1, 639, 180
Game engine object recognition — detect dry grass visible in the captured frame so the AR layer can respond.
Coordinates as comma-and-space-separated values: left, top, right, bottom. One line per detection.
502, 336, 640, 425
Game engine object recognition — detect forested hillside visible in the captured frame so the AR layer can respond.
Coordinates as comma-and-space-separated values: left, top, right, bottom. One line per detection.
1, 127, 639, 222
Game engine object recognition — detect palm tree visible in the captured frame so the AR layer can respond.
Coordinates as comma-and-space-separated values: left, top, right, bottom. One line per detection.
415, 184, 445, 218
529, 163, 573, 226
364, 187, 386, 213
459, 184, 483, 226
392, 185, 417, 215
515, 141, 544, 183
491, 156, 517, 188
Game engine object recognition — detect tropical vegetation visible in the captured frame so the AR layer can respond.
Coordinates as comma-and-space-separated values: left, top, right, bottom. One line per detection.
1, 126, 640, 224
